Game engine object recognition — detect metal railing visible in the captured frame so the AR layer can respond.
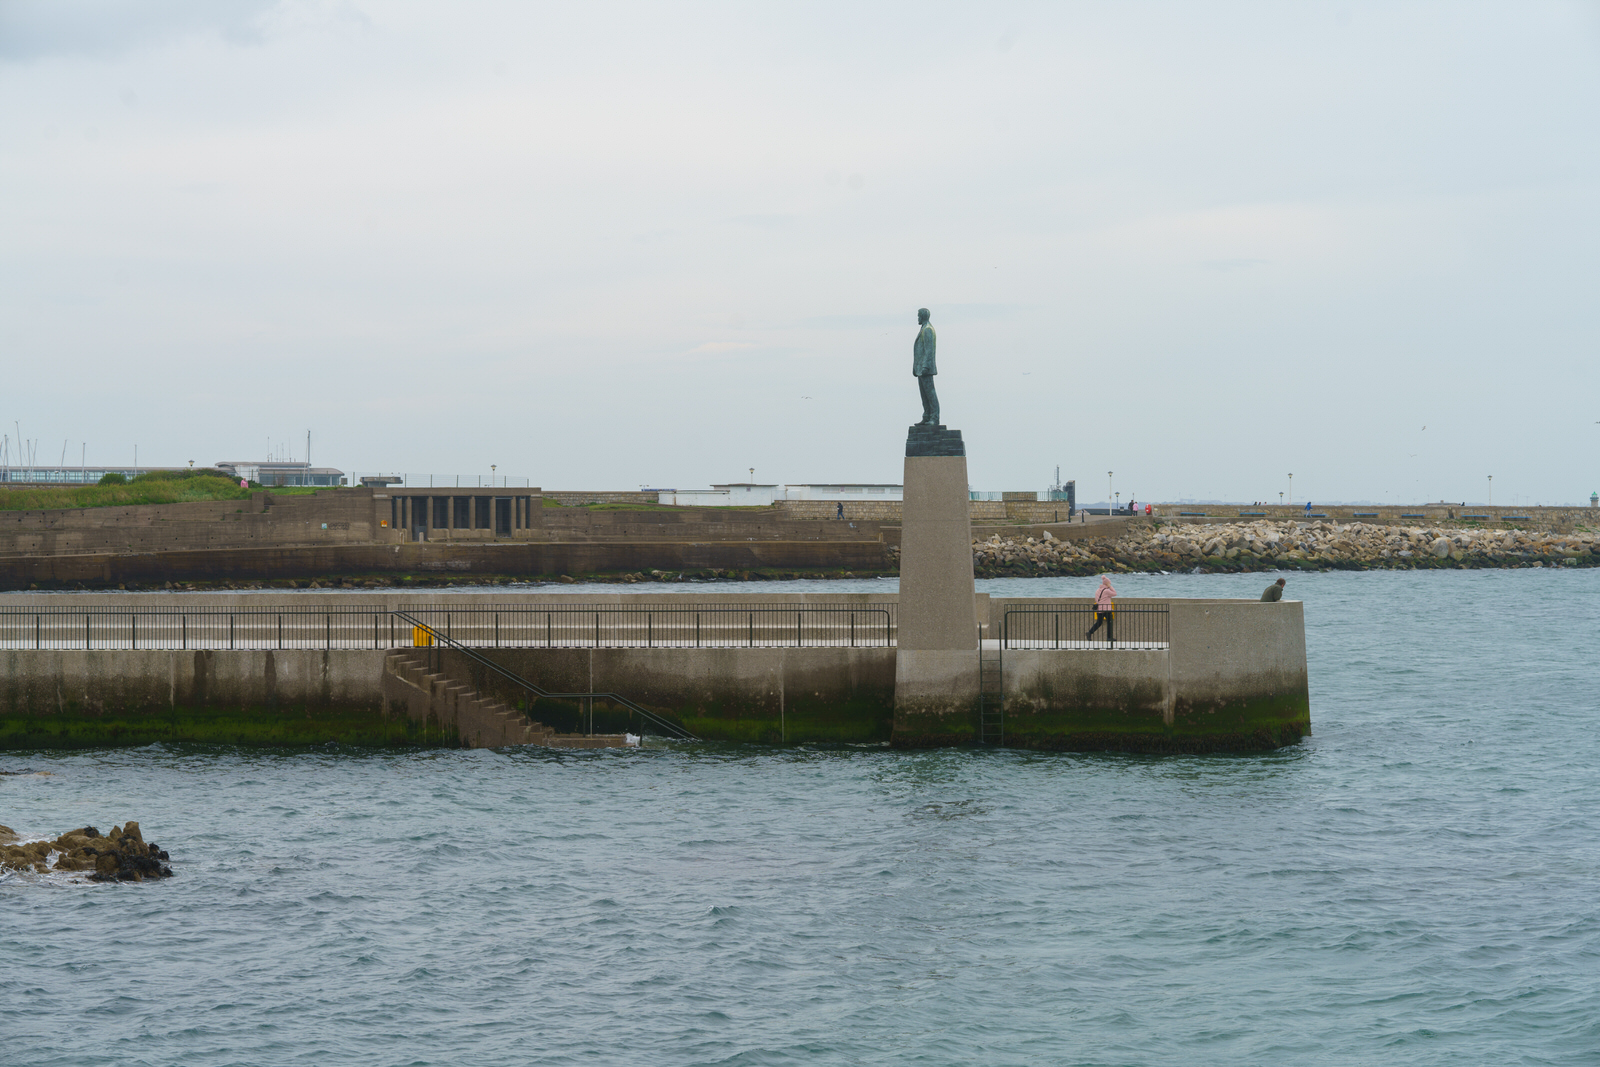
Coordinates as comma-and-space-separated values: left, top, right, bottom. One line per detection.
400, 604, 895, 649
0, 603, 897, 651
1000, 605, 1169, 651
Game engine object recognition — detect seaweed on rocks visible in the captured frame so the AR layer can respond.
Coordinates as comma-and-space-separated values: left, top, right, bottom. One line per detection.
0, 821, 173, 882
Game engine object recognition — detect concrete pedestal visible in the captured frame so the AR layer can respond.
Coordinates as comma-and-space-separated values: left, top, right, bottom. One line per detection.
893, 436, 980, 745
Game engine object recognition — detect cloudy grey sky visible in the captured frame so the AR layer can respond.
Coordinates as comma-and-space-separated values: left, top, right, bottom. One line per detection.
3, 1, 1598, 504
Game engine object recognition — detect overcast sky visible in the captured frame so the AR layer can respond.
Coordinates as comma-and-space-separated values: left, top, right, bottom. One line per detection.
3, 1, 1598, 505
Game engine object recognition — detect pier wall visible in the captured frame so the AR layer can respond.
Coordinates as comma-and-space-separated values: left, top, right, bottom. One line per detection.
0, 540, 891, 590
990, 598, 1309, 751
0, 490, 393, 557
0, 647, 431, 747
0, 593, 1308, 752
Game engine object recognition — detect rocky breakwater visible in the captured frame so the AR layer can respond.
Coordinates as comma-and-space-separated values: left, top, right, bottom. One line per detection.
0, 821, 173, 882
960, 520, 1599, 576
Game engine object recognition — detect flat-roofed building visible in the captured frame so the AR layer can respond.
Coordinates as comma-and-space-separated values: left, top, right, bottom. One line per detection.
783, 483, 903, 501
214, 462, 345, 487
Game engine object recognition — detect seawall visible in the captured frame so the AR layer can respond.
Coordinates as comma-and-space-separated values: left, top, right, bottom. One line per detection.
0, 592, 1308, 753
0, 648, 441, 748
0, 540, 891, 590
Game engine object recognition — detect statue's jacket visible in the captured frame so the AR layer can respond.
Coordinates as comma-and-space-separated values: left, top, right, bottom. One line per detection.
913, 325, 937, 376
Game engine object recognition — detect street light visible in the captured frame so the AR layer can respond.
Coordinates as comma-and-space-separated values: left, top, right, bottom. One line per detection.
1288, 473, 1293, 504
1108, 471, 1113, 514
1278, 491, 1284, 506
1487, 474, 1492, 506
491, 464, 497, 487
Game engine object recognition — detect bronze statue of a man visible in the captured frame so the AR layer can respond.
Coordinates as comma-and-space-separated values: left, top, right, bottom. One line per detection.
913, 307, 938, 425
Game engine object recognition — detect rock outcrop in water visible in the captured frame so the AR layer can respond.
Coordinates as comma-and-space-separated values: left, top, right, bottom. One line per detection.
0, 822, 172, 881
937, 520, 1600, 577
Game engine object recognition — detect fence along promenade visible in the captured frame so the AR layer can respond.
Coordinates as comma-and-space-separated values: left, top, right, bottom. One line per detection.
0, 601, 1173, 652
996, 604, 1170, 650
0, 603, 898, 651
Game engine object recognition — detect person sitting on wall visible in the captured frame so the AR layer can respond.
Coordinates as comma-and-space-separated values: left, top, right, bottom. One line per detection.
1261, 577, 1287, 602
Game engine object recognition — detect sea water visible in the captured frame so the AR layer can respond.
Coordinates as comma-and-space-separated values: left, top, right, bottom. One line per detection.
3, 569, 1598, 1066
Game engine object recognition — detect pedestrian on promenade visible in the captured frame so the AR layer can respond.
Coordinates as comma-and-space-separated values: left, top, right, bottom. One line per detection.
1261, 577, 1286, 602
1086, 575, 1117, 644
836, 502, 844, 519
1303, 501, 1313, 518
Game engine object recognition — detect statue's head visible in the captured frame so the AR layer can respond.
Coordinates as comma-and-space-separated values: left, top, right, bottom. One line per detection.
917, 308, 930, 325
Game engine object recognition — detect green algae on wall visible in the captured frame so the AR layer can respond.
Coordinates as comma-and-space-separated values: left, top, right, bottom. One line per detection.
0, 704, 460, 750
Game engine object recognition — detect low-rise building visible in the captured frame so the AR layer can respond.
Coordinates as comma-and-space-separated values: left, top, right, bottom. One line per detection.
214, 462, 345, 487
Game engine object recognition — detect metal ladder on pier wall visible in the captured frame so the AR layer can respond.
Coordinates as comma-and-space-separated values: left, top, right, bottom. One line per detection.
978, 626, 1003, 745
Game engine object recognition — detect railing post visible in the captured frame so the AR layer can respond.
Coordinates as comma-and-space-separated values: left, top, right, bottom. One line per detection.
495, 614, 500, 648
594, 613, 599, 647
326, 615, 331, 650
278, 615, 282, 649
230, 616, 235, 650
131, 614, 136, 650
1053, 614, 1059, 649
547, 613, 552, 647
36, 615, 40, 650
696, 614, 700, 648
749, 613, 753, 647
796, 612, 801, 647
647, 613, 652, 648
850, 612, 855, 648
85, 615, 89, 650
182, 616, 187, 650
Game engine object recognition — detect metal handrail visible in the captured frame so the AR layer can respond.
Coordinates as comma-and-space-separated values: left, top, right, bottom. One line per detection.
397, 604, 894, 649
1000, 605, 1170, 650
0, 602, 897, 651
393, 610, 699, 742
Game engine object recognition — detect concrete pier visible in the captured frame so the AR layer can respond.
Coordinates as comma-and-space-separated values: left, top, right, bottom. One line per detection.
0, 587, 1310, 753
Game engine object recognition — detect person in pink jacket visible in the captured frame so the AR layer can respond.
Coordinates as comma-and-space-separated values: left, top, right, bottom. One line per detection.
1086, 575, 1117, 645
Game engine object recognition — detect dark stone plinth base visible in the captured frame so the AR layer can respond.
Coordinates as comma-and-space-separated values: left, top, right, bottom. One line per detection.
906, 425, 965, 457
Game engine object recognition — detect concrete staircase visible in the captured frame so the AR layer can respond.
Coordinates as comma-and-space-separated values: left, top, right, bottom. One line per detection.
382, 650, 631, 750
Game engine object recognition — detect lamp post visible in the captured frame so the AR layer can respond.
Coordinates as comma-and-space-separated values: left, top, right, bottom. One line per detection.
1108, 471, 1113, 515
1487, 475, 1491, 506
1278, 491, 1284, 507
1288, 473, 1293, 505
491, 464, 497, 488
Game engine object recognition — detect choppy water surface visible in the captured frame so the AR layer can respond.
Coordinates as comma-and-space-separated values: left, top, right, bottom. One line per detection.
4, 569, 1598, 1066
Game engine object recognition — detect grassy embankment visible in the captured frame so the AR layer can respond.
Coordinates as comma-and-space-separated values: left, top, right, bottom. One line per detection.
0, 470, 251, 512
